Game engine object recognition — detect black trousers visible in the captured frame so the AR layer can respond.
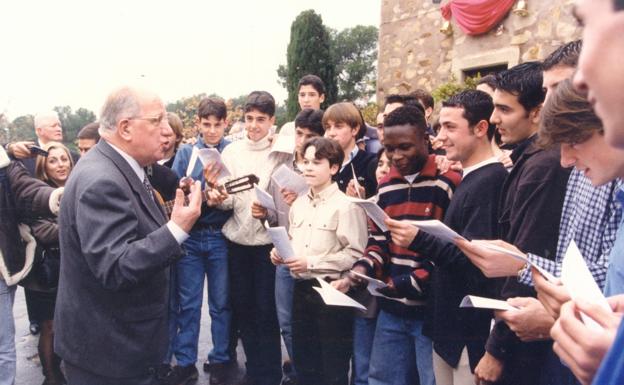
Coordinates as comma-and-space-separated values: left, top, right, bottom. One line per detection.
65, 362, 157, 385
228, 241, 282, 385
292, 279, 354, 385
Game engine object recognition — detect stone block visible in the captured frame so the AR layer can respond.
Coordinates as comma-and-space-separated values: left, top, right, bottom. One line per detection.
510, 30, 531, 45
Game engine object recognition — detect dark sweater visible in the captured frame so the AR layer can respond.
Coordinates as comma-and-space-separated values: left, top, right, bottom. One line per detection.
410, 161, 508, 371
334, 149, 378, 198
487, 136, 571, 384
354, 155, 461, 319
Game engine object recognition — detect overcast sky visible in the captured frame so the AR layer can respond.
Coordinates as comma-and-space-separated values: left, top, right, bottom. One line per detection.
0, 0, 380, 119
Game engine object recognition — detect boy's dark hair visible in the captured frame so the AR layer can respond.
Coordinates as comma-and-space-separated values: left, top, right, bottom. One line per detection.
77, 122, 100, 141
542, 40, 582, 71
443, 90, 496, 140
495, 62, 545, 112
477, 74, 497, 90
198, 97, 227, 121
295, 109, 325, 137
538, 78, 603, 148
384, 94, 426, 115
384, 106, 427, 136
616, 0, 624, 11
322, 102, 366, 140
301, 136, 344, 169
410, 89, 435, 111
298, 74, 326, 96
244, 91, 276, 117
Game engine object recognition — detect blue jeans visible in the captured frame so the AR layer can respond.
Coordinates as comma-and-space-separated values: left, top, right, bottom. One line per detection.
275, 265, 295, 364
169, 228, 231, 366
369, 310, 434, 385
353, 316, 377, 385
0, 280, 16, 385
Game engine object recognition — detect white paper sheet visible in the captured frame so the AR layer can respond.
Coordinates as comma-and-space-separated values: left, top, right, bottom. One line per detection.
561, 240, 611, 331
350, 270, 389, 297
350, 163, 363, 199
266, 226, 295, 260
459, 295, 518, 311
408, 219, 466, 244
185, 146, 199, 177
475, 241, 558, 282
270, 133, 295, 155
313, 278, 367, 310
271, 164, 309, 196
254, 186, 277, 212
347, 197, 389, 232
196, 148, 230, 179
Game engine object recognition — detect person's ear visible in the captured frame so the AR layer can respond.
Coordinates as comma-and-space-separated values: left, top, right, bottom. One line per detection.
319, 94, 326, 105
530, 104, 542, 125
118, 119, 132, 141
473, 120, 489, 138
330, 163, 339, 176
270, 115, 276, 126
425, 107, 433, 120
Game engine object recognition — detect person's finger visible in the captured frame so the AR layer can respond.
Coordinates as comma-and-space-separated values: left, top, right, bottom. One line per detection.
575, 299, 619, 330
174, 188, 185, 208
189, 181, 202, 209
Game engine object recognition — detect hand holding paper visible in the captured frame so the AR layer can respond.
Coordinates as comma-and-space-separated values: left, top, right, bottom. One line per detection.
347, 197, 389, 232
313, 278, 367, 310
272, 164, 308, 196
408, 219, 466, 244
254, 186, 277, 212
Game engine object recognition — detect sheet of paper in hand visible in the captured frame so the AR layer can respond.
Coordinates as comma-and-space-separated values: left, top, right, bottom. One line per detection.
475, 241, 558, 282
265, 225, 295, 260
561, 240, 611, 331
254, 186, 277, 212
271, 164, 309, 196
350, 270, 388, 297
408, 219, 466, 244
347, 197, 389, 232
196, 148, 230, 179
459, 295, 518, 311
312, 278, 367, 311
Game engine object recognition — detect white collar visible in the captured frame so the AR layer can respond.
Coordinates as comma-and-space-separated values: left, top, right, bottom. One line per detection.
106, 141, 145, 181
462, 157, 500, 178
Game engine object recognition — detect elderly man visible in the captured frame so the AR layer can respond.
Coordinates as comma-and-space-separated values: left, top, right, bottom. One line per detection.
54, 86, 204, 385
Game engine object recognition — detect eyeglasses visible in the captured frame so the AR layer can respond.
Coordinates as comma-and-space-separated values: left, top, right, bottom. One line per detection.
128, 114, 167, 127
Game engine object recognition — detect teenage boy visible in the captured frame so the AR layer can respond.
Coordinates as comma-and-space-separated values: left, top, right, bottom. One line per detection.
459, 41, 623, 385
271, 136, 368, 385
252, 108, 325, 384
456, 62, 571, 385
162, 98, 232, 385
385, 90, 507, 385
410, 89, 435, 136
335, 105, 461, 385
220, 91, 288, 385
322, 102, 377, 198
76, 122, 100, 156
548, 2, 624, 383
280, 75, 326, 136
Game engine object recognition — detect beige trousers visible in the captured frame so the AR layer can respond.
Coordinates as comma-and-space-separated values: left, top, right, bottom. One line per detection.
433, 347, 475, 385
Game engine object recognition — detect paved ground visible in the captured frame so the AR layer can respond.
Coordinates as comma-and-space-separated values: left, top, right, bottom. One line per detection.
13, 285, 263, 385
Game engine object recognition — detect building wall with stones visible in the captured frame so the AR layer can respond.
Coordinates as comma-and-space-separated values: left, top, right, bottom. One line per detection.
377, 0, 581, 102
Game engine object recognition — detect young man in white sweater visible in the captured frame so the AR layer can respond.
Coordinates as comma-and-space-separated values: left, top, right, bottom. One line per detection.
219, 91, 288, 385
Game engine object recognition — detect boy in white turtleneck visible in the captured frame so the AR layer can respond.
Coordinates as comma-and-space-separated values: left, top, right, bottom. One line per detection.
218, 91, 287, 385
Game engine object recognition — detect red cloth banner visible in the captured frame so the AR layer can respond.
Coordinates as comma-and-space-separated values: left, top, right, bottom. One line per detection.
441, 0, 517, 36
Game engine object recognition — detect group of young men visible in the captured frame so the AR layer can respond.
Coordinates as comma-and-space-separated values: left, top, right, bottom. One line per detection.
2, 1, 624, 385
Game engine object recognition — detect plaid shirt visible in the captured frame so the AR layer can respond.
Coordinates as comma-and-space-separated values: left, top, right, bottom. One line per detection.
518, 169, 622, 289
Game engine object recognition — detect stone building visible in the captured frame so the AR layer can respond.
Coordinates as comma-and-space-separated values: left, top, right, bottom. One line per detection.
376, 0, 582, 102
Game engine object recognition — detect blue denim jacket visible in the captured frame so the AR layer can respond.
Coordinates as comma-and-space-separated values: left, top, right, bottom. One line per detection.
604, 186, 624, 296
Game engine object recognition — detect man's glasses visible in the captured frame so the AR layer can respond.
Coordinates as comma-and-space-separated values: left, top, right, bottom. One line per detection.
128, 114, 167, 126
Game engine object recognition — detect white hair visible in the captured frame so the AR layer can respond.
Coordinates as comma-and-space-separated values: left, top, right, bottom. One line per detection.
98, 87, 142, 135
33, 111, 59, 129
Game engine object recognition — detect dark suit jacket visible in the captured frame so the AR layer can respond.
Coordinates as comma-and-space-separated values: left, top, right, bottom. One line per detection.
55, 140, 182, 378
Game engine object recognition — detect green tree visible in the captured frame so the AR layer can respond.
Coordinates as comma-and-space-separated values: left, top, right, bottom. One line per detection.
331, 25, 378, 102
53, 106, 97, 144
7, 115, 35, 142
280, 10, 337, 120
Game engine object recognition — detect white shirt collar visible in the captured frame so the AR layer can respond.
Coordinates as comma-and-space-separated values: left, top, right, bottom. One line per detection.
462, 157, 500, 178
106, 141, 145, 181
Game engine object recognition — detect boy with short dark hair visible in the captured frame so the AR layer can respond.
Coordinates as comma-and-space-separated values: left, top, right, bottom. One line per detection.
165, 97, 232, 385
220, 91, 289, 385
271, 136, 367, 385
280, 74, 326, 136
335, 105, 461, 385
386, 90, 507, 385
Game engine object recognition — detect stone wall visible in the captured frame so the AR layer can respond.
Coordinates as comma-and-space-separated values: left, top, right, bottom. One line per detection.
377, 0, 581, 103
